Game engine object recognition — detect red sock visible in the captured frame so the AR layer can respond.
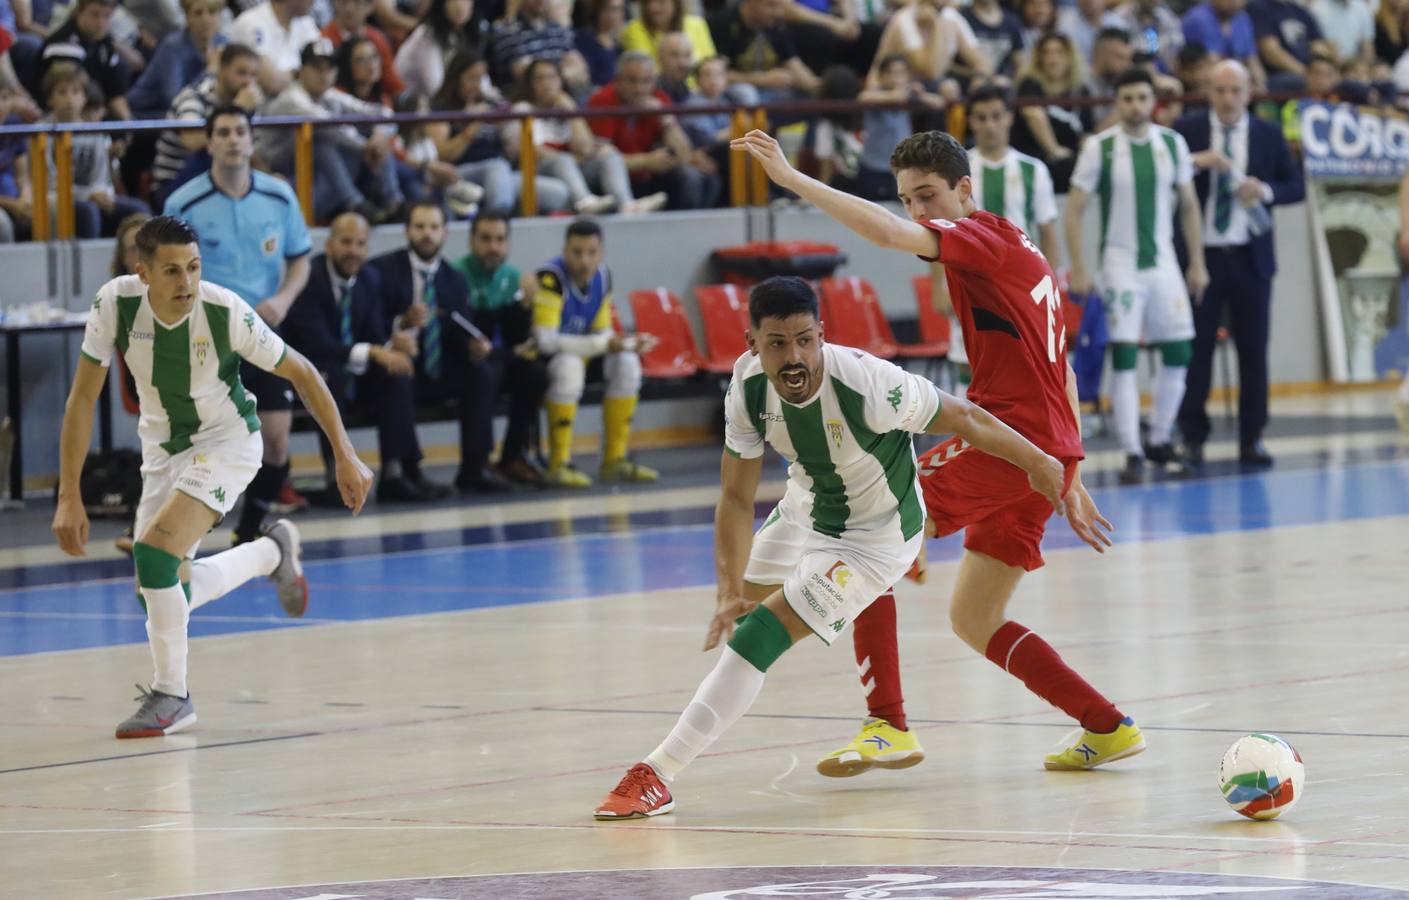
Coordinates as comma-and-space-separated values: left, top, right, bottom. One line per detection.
984, 620, 1123, 733
851, 591, 907, 731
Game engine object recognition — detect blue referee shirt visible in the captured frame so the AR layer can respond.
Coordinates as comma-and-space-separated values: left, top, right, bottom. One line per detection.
164, 171, 312, 306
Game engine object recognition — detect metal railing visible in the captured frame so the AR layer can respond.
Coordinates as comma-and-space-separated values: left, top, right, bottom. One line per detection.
0, 89, 1313, 238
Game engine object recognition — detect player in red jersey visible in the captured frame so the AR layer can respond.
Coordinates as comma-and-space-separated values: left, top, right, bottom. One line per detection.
733, 128, 1143, 772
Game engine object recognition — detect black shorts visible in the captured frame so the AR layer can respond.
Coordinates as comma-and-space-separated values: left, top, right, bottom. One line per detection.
241, 360, 294, 412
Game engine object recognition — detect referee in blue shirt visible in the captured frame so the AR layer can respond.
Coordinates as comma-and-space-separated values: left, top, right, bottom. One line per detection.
165, 105, 313, 544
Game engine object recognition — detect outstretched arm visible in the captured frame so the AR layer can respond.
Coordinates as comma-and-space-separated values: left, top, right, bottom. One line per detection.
51, 357, 108, 556
732, 130, 938, 257
704, 449, 765, 651
272, 347, 373, 513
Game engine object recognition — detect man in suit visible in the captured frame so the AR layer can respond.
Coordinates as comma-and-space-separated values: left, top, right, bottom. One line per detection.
370, 201, 511, 495
280, 212, 432, 503
1174, 59, 1303, 469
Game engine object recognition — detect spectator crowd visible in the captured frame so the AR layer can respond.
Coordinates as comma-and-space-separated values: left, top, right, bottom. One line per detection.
1, 0, 1398, 240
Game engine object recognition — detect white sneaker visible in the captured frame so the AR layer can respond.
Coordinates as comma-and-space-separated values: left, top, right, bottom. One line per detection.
623, 192, 668, 214
574, 194, 617, 214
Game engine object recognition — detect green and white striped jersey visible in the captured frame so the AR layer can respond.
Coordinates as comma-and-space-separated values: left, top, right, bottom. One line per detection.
968, 147, 1058, 238
723, 344, 941, 543
80, 275, 287, 456
1070, 124, 1194, 272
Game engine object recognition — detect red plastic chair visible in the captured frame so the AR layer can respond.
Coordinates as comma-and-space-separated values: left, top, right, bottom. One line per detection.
818, 276, 899, 359
627, 288, 702, 379
905, 275, 953, 359
693, 283, 752, 374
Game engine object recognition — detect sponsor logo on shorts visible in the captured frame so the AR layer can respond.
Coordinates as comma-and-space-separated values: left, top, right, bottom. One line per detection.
800, 587, 827, 618
806, 572, 846, 612
210, 487, 227, 505
178, 476, 205, 490
825, 560, 852, 588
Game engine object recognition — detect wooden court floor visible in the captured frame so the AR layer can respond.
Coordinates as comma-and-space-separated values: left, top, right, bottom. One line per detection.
4, 397, 1409, 899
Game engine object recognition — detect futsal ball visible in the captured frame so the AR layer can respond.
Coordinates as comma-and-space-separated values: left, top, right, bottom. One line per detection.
1219, 733, 1305, 820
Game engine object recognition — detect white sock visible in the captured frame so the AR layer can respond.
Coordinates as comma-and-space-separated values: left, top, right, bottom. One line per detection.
144, 583, 190, 698
645, 646, 766, 781
1110, 368, 1142, 456
188, 537, 281, 610
1149, 364, 1187, 445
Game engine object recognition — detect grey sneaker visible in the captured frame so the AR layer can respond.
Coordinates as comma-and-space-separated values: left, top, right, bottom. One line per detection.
264, 518, 308, 618
116, 684, 196, 738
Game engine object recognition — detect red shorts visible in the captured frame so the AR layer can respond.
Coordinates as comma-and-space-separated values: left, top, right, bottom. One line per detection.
917, 437, 1078, 572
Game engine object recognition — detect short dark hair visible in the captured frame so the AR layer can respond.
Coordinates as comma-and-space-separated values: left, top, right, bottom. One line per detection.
1177, 41, 1209, 66
405, 199, 445, 226
134, 216, 200, 261
967, 81, 1011, 110
1095, 26, 1131, 46
890, 130, 970, 187
205, 104, 251, 138
1114, 66, 1155, 92
220, 42, 259, 68
472, 209, 511, 235
749, 276, 819, 327
1307, 52, 1338, 69
565, 218, 603, 242
75, 0, 116, 11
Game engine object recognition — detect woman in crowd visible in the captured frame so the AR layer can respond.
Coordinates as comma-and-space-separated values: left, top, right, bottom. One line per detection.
1011, 31, 1091, 192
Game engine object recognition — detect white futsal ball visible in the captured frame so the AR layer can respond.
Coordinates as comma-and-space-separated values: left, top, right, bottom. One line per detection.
1219, 733, 1305, 820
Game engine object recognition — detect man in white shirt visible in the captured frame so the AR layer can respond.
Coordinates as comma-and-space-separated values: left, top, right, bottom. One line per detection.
1065, 67, 1209, 484
229, 0, 320, 95
52, 215, 372, 739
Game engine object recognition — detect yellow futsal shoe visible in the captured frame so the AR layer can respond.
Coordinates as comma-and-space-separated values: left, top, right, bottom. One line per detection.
1044, 717, 1146, 770
817, 718, 925, 778
599, 457, 658, 482
544, 464, 593, 488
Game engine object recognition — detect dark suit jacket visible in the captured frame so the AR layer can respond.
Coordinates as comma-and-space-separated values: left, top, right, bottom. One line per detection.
368, 249, 476, 378
281, 254, 391, 379
1173, 111, 1304, 280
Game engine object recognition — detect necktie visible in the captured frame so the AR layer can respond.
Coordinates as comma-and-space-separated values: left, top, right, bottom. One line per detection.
422, 275, 442, 381
338, 281, 353, 346
1214, 125, 1233, 234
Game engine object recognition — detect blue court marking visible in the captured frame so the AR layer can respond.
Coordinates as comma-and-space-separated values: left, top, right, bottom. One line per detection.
1, 456, 1406, 657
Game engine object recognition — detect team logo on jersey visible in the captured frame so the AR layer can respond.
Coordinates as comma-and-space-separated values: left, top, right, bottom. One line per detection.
193, 453, 208, 465
210, 486, 227, 505
887, 385, 903, 413
91, 294, 101, 310
826, 419, 843, 448
243, 312, 256, 332
193, 336, 210, 365
825, 560, 852, 588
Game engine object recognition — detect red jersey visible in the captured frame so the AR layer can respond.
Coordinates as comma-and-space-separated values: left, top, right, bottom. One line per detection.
919, 211, 1083, 459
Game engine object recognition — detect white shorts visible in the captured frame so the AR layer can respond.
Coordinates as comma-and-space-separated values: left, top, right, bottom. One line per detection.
744, 504, 922, 645
1100, 262, 1194, 345
133, 430, 263, 559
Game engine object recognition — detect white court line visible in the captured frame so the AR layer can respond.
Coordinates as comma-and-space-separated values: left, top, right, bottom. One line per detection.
3, 823, 1409, 850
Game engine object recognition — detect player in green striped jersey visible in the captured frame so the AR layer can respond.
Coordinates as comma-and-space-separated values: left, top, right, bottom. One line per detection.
594, 276, 1069, 819
52, 216, 373, 738
1065, 68, 1209, 484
